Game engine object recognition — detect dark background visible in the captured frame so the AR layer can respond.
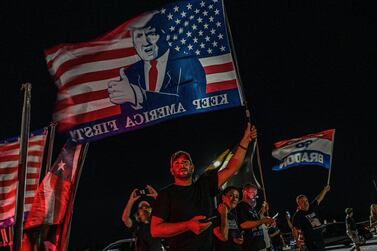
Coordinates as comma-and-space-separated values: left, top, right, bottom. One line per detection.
1, 0, 376, 249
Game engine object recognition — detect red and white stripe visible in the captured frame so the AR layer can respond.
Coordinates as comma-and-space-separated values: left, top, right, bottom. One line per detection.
199, 53, 238, 93
46, 19, 239, 132
0, 132, 47, 222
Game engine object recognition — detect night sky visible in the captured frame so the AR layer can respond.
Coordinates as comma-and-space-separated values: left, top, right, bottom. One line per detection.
1, 0, 376, 249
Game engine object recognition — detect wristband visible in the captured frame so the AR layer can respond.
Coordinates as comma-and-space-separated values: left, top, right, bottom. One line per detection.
239, 144, 247, 150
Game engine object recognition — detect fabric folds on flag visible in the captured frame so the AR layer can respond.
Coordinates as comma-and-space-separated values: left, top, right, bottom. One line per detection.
223, 141, 261, 190
0, 129, 48, 228
271, 129, 335, 171
45, 0, 244, 143
24, 142, 83, 228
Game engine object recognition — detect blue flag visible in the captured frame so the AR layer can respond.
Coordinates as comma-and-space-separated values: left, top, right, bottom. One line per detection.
45, 0, 244, 143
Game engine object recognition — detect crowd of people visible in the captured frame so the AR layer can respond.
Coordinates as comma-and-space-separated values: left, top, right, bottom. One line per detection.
121, 123, 375, 251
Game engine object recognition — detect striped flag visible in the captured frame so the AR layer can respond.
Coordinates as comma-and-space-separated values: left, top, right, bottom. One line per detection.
0, 129, 48, 228
24, 142, 83, 228
24, 142, 87, 251
272, 129, 335, 171
46, 0, 244, 143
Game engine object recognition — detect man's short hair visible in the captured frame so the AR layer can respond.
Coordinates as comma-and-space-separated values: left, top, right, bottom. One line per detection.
170, 150, 193, 167
221, 186, 239, 199
296, 194, 307, 204
242, 183, 258, 192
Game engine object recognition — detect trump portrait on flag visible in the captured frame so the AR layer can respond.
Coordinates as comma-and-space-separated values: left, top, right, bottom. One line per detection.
107, 11, 207, 110
46, 0, 242, 142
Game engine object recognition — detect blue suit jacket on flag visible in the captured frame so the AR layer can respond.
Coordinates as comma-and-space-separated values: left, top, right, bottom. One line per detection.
122, 49, 206, 109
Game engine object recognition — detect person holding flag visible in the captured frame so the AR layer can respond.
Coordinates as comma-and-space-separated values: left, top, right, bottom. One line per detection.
292, 185, 331, 251
151, 123, 256, 251
236, 183, 275, 251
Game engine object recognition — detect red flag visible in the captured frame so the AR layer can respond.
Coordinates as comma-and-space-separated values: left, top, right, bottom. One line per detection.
24, 142, 83, 229
0, 129, 48, 228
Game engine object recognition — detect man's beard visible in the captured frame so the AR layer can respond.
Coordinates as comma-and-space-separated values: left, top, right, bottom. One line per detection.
175, 169, 193, 180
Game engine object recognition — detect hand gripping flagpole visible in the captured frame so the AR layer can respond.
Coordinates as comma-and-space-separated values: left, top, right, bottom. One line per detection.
13, 83, 32, 251
223, 4, 268, 205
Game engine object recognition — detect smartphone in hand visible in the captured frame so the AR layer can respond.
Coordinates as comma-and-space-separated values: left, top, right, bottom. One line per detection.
199, 215, 218, 223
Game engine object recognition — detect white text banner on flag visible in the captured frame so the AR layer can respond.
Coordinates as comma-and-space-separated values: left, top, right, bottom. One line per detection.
271, 129, 335, 171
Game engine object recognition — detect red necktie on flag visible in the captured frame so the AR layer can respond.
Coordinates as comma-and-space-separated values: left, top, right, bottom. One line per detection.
148, 59, 158, 91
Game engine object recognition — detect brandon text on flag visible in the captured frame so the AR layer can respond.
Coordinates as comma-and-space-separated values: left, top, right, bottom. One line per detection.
0, 129, 48, 228
271, 129, 335, 171
24, 141, 83, 229
45, 0, 244, 143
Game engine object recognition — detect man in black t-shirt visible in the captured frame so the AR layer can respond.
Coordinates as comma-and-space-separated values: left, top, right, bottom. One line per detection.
151, 123, 256, 251
236, 183, 275, 251
292, 185, 330, 251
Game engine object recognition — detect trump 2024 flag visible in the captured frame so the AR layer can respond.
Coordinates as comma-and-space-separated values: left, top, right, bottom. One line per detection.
45, 0, 244, 143
272, 129, 335, 171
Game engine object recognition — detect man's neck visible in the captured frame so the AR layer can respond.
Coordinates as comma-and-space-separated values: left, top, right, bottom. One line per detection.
243, 198, 255, 207
174, 177, 192, 186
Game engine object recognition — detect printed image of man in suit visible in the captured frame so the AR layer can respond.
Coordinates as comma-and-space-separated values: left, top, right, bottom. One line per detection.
108, 11, 207, 110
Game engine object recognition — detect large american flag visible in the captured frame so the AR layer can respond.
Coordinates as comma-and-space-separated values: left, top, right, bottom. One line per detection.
0, 129, 48, 228
45, 0, 240, 133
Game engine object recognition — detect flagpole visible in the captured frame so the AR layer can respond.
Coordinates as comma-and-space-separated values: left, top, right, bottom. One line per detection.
223, 3, 247, 107
326, 129, 336, 185
224, 3, 268, 203
44, 122, 57, 175
60, 143, 89, 251
13, 83, 32, 251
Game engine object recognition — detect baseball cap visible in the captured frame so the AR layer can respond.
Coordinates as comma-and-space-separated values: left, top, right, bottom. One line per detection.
170, 150, 193, 167
138, 200, 151, 209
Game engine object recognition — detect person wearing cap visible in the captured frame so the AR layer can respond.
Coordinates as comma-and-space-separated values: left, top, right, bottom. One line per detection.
236, 183, 275, 251
150, 123, 256, 251
345, 208, 362, 251
122, 185, 163, 251
292, 185, 331, 251
108, 11, 206, 110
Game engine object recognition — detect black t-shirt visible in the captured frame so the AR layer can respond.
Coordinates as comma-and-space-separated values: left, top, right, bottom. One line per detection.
152, 170, 218, 251
236, 201, 266, 251
292, 201, 324, 242
129, 218, 162, 251
213, 209, 243, 251
268, 226, 284, 247
345, 216, 357, 231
